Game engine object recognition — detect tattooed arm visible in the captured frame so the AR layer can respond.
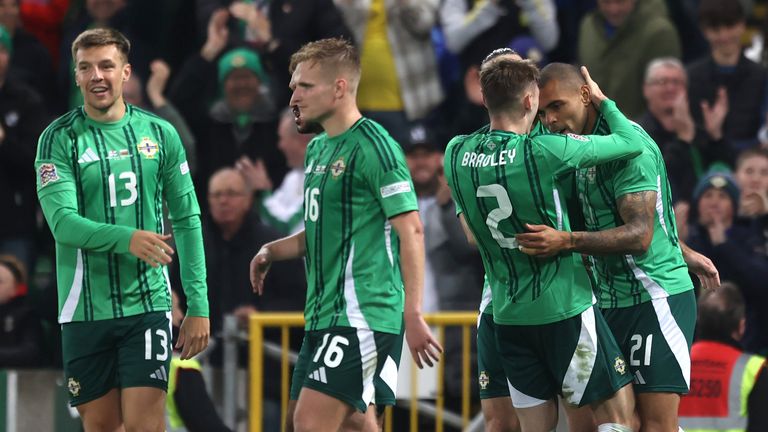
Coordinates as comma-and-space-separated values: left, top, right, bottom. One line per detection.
516, 191, 656, 257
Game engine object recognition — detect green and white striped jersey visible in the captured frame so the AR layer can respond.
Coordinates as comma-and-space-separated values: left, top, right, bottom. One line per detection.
302, 118, 418, 334
578, 114, 693, 309
445, 100, 642, 326
35, 105, 205, 323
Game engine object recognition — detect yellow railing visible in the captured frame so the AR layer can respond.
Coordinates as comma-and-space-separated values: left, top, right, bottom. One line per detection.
248, 312, 478, 432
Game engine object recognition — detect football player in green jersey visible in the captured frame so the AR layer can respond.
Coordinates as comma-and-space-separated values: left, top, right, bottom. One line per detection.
445, 56, 639, 431
249, 38, 442, 432
34, 29, 209, 431
517, 62, 720, 432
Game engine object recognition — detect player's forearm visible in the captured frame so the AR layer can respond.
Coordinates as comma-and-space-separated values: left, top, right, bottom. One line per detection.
263, 230, 306, 261
40, 192, 134, 253
595, 99, 644, 162
569, 224, 651, 256
392, 213, 426, 315
172, 214, 209, 318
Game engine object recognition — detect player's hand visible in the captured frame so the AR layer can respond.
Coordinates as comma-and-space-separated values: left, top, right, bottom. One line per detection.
516, 224, 570, 258
683, 248, 720, 290
176, 316, 210, 360
404, 312, 442, 369
129, 231, 174, 267
580, 66, 608, 106
250, 247, 272, 294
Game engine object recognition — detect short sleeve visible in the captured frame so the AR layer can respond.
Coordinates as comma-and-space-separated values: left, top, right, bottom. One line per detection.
35, 127, 76, 199
361, 140, 418, 219
442, 139, 464, 216
162, 125, 195, 200
612, 146, 659, 199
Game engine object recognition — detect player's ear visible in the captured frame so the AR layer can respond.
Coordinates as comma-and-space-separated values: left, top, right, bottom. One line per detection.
580, 84, 591, 106
335, 78, 347, 99
122, 62, 132, 82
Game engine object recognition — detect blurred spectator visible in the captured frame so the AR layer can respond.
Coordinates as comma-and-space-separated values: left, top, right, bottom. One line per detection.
184, 167, 304, 430
685, 171, 768, 355
170, 12, 283, 193
123, 60, 198, 175
0, 25, 48, 272
578, 0, 682, 118
439, 0, 558, 70
687, 0, 766, 152
334, 0, 444, 145
18, 0, 69, 67
0, 254, 43, 367
733, 148, 768, 254
227, 0, 353, 109
679, 283, 768, 432
637, 57, 732, 204
0, 0, 56, 106
241, 108, 312, 235
167, 290, 232, 432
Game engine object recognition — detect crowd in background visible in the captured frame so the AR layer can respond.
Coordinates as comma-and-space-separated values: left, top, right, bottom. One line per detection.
1, 0, 768, 429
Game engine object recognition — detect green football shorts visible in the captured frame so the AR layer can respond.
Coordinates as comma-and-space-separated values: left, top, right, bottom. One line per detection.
290, 325, 403, 412
62, 311, 172, 406
496, 304, 632, 408
477, 312, 510, 400
602, 290, 696, 394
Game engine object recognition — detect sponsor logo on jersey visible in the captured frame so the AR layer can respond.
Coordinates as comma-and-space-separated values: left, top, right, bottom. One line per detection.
330, 158, 346, 177
614, 356, 626, 375
479, 371, 490, 390
314, 164, 327, 174
137, 137, 159, 159
380, 181, 412, 198
566, 133, 589, 142
38, 163, 60, 188
105, 148, 132, 160
586, 166, 596, 183
179, 161, 190, 175
67, 377, 80, 397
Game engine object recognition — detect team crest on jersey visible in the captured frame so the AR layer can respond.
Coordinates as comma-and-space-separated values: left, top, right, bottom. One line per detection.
330, 158, 346, 177
614, 357, 626, 375
479, 371, 490, 390
38, 163, 59, 188
137, 137, 159, 159
586, 166, 596, 183
67, 377, 81, 397
567, 133, 589, 142
486, 140, 497, 151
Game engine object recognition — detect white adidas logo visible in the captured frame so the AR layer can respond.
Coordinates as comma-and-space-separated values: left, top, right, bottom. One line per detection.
150, 365, 168, 382
634, 370, 646, 385
308, 366, 327, 384
77, 148, 100, 164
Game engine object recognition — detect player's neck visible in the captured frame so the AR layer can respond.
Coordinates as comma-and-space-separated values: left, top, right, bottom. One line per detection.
84, 98, 127, 123
583, 106, 599, 134
321, 105, 362, 138
488, 112, 532, 134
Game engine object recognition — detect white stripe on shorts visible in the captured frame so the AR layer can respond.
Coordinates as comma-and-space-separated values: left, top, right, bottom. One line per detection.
561, 306, 598, 405
356, 328, 378, 407
650, 297, 691, 387
625, 255, 690, 387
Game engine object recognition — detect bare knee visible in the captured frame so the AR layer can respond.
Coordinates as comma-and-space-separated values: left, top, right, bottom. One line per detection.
81, 415, 123, 432
123, 419, 164, 432
485, 417, 521, 432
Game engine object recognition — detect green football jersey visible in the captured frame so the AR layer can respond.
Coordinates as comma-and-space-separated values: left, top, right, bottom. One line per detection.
445, 100, 642, 325
302, 118, 418, 334
578, 114, 692, 309
35, 106, 201, 323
